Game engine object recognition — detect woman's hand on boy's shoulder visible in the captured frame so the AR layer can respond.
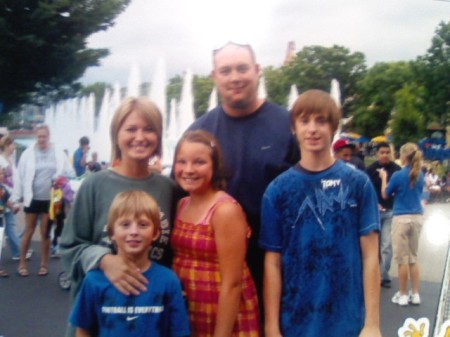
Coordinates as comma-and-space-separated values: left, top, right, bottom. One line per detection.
99, 254, 148, 296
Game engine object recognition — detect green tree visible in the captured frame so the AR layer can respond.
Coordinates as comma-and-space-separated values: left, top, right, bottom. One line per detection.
80, 82, 112, 115
282, 45, 366, 113
390, 84, 425, 147
166, 74, 214, 120
262, 66, 291, 108
166, 74, 183, 108
193, 75, 214, 118
415, 21, 450, 125
351, 61, 415, 137
0, 0, 131, 113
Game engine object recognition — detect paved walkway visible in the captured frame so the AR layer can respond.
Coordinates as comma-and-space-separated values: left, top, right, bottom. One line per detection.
380, 202, 450, 337
0, 202, 449, 337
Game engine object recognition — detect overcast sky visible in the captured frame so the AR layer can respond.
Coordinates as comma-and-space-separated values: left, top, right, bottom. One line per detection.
81, 0, 449, 86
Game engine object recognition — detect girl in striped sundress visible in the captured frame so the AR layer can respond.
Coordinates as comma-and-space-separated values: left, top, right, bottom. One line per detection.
171, 130, 260, 337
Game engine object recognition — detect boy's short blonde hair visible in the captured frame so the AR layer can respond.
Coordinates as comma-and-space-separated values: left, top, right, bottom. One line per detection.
290, 89, 341, 134
107, 190, 161, 239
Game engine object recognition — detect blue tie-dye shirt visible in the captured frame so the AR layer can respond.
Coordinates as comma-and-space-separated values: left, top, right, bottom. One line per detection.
260, 160, 380, 337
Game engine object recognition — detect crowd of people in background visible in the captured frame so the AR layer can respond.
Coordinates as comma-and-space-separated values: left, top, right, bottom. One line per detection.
0, 128, 107, 278
0, 41, 449, 337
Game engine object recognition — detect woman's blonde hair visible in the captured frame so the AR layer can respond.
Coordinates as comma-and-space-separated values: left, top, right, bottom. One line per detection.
0, 135, 14, 151
110, 97, 162, 163
33, 123, 50, 134
107, 190, 161, 238
400, 142, 423, 187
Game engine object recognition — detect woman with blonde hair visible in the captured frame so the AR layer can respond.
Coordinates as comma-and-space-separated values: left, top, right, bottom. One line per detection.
60, 97, 180, 337
380, 142, 424, 306
14, 124, 74, 276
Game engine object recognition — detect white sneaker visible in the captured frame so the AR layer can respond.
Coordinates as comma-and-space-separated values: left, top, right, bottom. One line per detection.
392, 291, 409, 306
11, 249, 33, 261
26, 249, 33, 260
51, 249, 61, 259
409, 291, 421, 305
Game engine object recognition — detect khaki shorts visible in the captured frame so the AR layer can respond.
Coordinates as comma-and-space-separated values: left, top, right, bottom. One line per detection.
392, 214, 423, 265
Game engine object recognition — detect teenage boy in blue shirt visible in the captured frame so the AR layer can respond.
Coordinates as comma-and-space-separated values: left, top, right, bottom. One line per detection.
260, 90, 382, 337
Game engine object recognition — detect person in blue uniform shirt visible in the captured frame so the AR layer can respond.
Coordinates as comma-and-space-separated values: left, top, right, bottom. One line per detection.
73, 136, 90, 177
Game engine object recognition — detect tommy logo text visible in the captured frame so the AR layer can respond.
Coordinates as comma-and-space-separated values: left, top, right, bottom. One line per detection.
321, 179, 341, 190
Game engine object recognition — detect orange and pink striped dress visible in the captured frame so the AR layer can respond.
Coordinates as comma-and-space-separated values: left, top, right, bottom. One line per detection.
171, 195, 260, 337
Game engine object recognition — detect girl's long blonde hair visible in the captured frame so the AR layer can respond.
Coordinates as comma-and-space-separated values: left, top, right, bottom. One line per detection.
400, 142, 422, 187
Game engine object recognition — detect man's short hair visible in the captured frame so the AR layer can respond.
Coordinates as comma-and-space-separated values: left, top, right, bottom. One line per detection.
212, 41, 256, 66
375, 141, 390, 151
79, 136, 89, 146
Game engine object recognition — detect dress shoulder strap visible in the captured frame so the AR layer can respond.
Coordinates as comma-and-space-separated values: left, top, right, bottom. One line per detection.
200, 194, 237, 226
177, 197, 191, 219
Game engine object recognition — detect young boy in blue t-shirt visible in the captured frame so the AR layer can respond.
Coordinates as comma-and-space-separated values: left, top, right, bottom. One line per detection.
69, 190, 190, 337
260, 90, 382, 337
